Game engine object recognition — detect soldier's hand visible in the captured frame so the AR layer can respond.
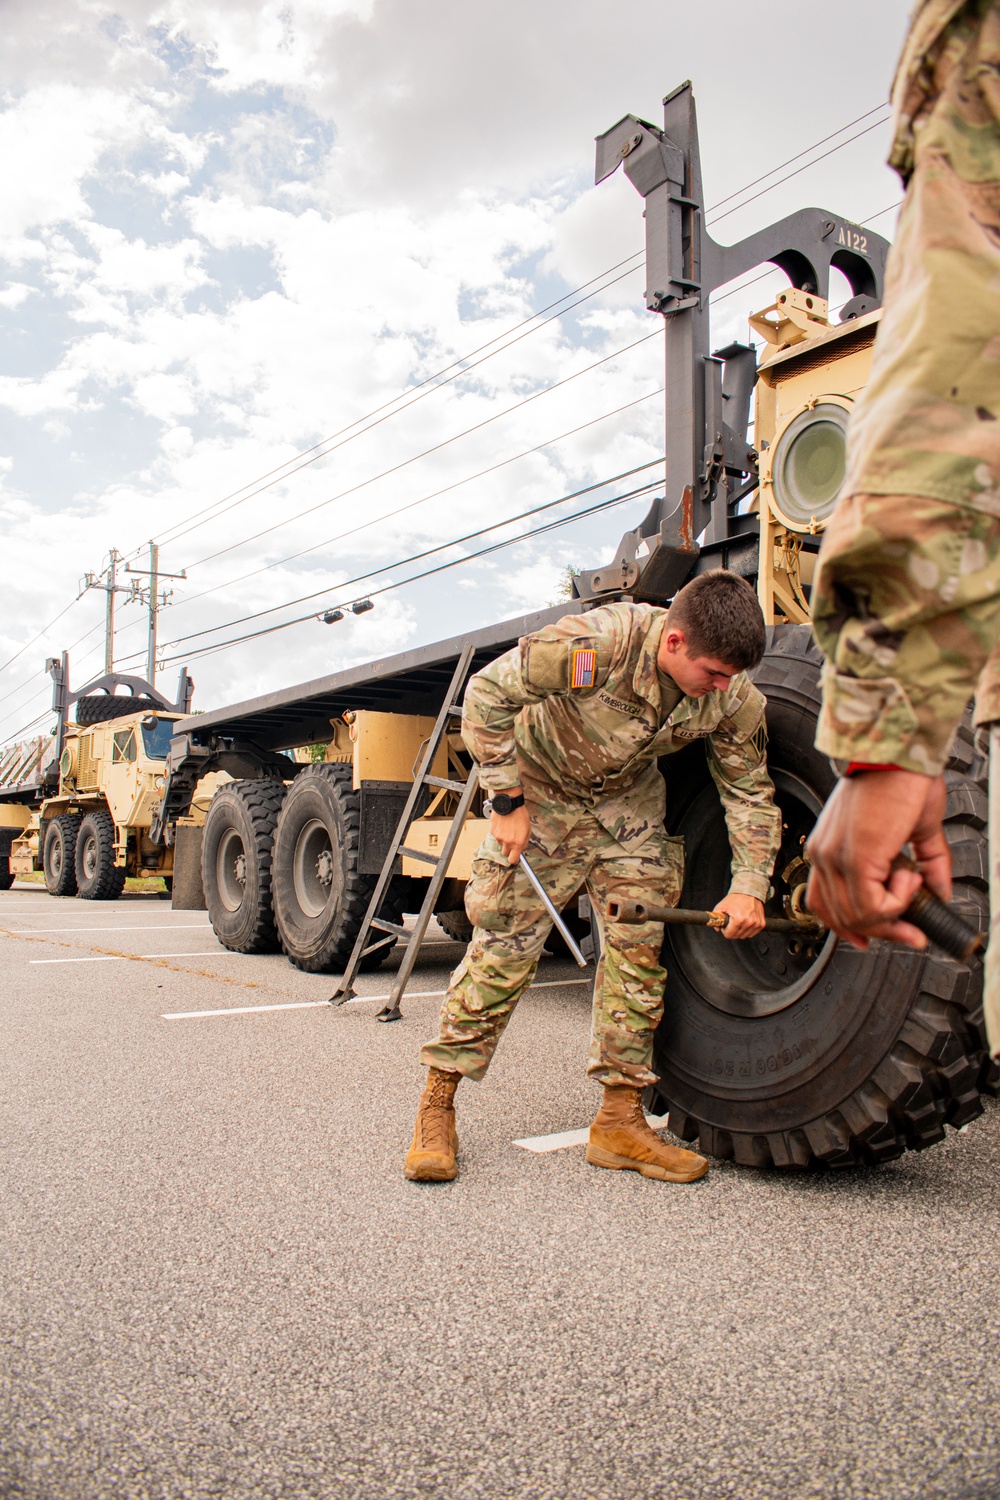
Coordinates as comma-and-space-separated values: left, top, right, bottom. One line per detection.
714, 893, 766, 940
806, 770, 951, 949
492, 804, 532, 863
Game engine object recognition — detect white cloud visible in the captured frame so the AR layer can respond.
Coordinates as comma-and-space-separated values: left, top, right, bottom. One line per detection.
0, 0, 913, 740
0, 281, 34, 308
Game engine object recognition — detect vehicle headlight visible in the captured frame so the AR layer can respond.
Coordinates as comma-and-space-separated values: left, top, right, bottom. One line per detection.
154, 776, 166, 791
770, 401, 850, 529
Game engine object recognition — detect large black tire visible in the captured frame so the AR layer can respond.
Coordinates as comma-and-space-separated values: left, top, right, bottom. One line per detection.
271, 768, 404, 978
44, 815, 82, 897
0, 829, 15, 891
651, 624, 992, 1170
74, 695, 157, 725
436, 909, 473, 943
271, 764, 403, 973
202, 780, 285, 953
74, 809, 126, 900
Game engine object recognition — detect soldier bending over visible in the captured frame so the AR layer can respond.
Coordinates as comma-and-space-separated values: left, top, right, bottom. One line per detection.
405, 569, 782, 1185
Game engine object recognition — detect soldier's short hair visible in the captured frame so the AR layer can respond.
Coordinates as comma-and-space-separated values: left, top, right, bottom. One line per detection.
667, 570, 766, 671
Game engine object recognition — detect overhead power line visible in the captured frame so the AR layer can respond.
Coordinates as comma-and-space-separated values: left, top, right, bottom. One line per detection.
122, 100, 889, 570
127, 457, 667, 657
113, 160, 902, 667
0, 589, 88, 677
142, 388, 665, 619
9, 98, 894, 704
181, 328, 663, 573
707, 115, 890, 228
704, 104, 890, 217
153, 475, 666, 672
142, 256, 646, 555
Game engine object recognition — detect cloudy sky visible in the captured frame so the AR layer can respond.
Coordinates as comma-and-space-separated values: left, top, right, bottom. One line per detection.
0, 0, 912, 744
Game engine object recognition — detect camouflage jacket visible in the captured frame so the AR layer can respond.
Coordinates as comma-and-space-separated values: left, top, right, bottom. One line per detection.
814, 0, 1000, 774
462, 601, 781, 902
889, 1, 979, 181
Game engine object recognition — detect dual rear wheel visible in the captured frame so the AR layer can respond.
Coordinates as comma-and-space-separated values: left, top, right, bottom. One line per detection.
43, 810, 126, 900
201, 766, 402, 969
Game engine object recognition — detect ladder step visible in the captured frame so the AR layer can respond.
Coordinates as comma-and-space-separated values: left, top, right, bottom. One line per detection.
422, 774, 467, 793
360, 935, 397, 958
371, 917, 409, 937
447, 703, 464, 716
397, 845, 439, 867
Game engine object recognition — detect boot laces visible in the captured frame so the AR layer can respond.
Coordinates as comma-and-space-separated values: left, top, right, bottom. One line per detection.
425, 1070, 459, 1107
419, 1098, 454, 1153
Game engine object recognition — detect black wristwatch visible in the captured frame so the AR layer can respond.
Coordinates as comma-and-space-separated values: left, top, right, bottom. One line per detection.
487, 791, 525, 816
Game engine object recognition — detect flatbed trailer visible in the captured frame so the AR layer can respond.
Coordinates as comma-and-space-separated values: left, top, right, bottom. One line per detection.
152, 80, 996, 1171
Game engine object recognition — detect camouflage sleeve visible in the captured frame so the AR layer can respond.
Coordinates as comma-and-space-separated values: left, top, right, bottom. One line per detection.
706, 679, 782, 903
812, 493, 1000, 774
461, 608, 621, 792
812, 2, 1000, 773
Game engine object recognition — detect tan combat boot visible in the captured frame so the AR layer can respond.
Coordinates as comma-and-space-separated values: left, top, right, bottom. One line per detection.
404, 1068, 461, 1182
587, 1085, 709, 1182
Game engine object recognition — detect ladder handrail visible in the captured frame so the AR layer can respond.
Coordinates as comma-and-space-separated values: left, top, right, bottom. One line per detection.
329, 644, 478, 1009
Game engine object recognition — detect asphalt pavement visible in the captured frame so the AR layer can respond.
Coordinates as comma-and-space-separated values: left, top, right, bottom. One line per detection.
1, 883, 998, 1500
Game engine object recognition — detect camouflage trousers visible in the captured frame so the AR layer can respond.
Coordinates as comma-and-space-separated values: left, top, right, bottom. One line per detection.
812, 3, 1000, 1054
419, 814, 684, 1088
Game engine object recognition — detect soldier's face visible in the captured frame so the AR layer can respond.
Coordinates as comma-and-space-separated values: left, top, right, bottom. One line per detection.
658, 628, 738, 698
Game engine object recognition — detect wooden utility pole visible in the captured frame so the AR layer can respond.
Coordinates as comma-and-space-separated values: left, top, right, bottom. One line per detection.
125, 544, 186, 690
81, 549, 132, 674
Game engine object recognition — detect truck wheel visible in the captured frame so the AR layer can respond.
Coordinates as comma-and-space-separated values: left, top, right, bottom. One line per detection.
202, 780, 285, 953
271, 764, 403, 973
44, 815, 82, 897
436, 909, 473, 943
74, 810, 126, 900
652, 624, 993, 1170
0, 830, 14, 891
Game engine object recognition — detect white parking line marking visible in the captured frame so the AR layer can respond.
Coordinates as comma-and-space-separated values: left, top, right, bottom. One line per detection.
9, 923, 210, 934
514, 1126, 590, 1152
162, 976, 592, 1020
165, 999, 329, 1019
29, 956, 123, 965
29, 951, 248, 964
513, 1115, 668, 1153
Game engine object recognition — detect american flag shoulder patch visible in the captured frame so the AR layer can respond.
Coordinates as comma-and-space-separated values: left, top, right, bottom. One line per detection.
571, 648, 597, 688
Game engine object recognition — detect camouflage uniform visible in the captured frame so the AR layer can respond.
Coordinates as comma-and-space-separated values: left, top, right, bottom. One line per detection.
812, 0, 1000, 1052
420, 601, 781, 1087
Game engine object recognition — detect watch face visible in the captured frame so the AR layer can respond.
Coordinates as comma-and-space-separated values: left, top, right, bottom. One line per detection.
492, 793, 513, 815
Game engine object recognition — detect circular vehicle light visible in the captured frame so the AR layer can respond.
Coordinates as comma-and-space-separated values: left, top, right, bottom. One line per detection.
771, 401, 850, 528
155, 775, 166, 790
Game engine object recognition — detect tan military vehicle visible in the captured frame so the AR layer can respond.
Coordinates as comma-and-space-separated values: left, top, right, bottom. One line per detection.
0, 660, 221, 900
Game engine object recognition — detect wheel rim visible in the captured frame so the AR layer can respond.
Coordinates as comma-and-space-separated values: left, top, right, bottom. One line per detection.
217, 826, 247, 912
667, 768, 836, 1019
82, 834, 98, 881
50, 835, 62, 879
292, 817, 337, 918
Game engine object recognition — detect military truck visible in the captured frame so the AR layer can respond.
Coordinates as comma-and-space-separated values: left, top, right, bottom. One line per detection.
0, 658, 212, 899
139, 80, 994, 1167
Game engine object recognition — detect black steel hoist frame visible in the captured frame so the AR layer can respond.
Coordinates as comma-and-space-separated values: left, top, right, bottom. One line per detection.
574, 80, 891, 606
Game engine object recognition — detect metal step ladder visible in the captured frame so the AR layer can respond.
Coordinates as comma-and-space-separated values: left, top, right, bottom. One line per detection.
329, 644, 480, 1022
